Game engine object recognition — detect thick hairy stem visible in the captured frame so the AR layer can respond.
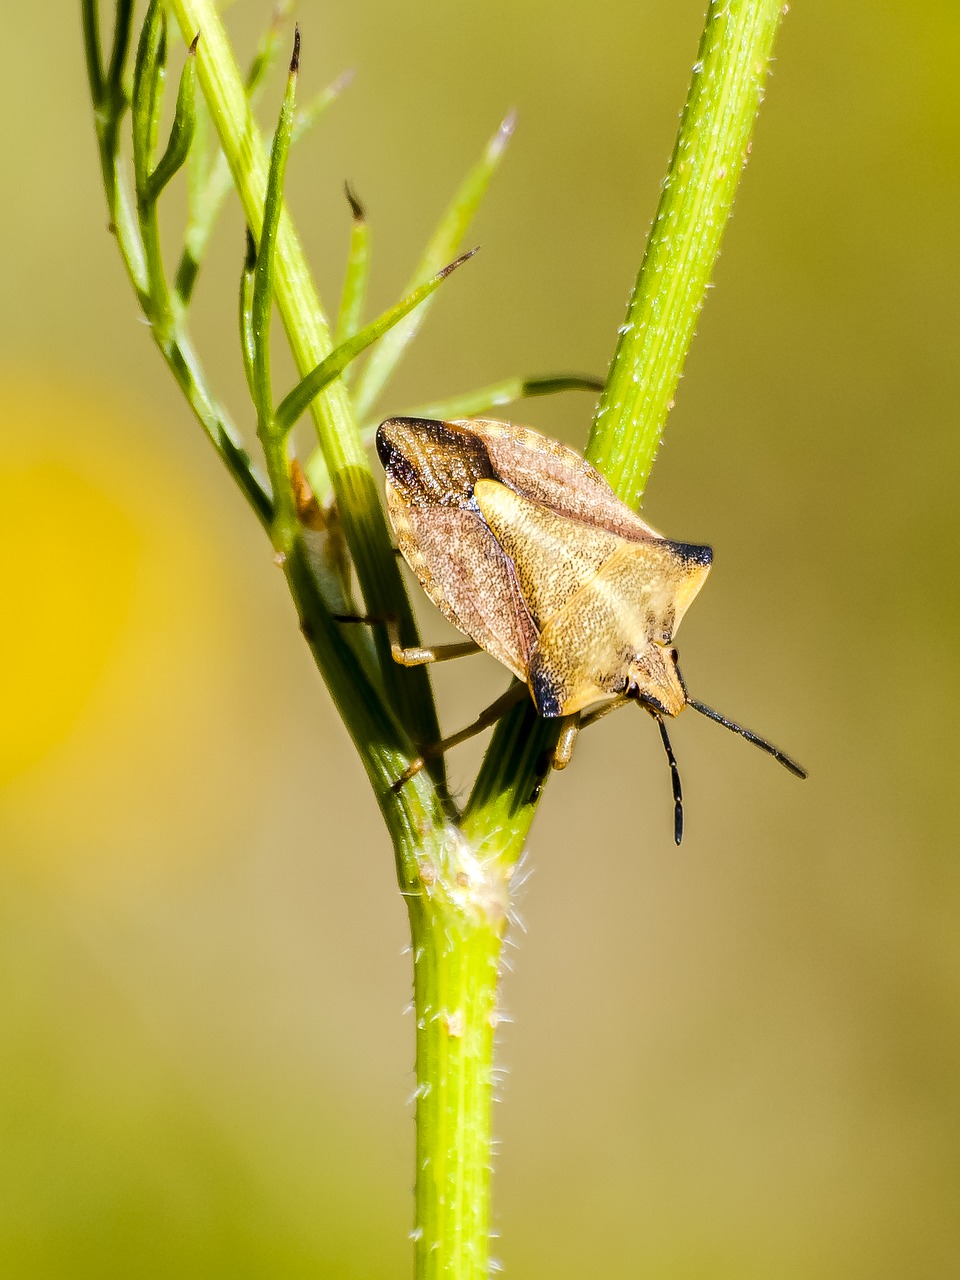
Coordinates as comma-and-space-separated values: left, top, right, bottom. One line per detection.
406, 834, 510, 1279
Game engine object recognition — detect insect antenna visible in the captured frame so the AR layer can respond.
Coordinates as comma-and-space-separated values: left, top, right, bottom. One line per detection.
686, 697, 807, 779
653, 714, 684, 846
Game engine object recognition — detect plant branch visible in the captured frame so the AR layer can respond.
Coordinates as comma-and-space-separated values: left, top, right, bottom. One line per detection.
352, 113, 515, 422
335, 181, 369, 348
82, 0, 272, 524
166, 0, 446, 773
409, 877, 505, 1280
588, 0, 786, 501
466, 0, 787, 856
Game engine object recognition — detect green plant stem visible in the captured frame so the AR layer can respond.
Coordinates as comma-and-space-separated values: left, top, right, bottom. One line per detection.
407, 852, 508, 1280
149, 15, 501, 1275
82, 0, 271, 525
167, 0, 444, 771
455, 5, 788, 1249
588, 0, 785, 500
467, 0, 786, 857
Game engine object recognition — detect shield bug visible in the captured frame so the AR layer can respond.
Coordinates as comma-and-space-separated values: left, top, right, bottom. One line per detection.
374, 416, 805, 841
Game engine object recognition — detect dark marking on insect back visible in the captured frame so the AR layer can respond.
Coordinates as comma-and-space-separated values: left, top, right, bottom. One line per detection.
528, 653, 563, 718
668, 541, 713, 569
377, 418, 495, 508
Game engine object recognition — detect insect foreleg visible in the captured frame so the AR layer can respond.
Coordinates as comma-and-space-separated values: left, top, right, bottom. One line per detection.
391, 638, 483, 667
550, 715, 582, 770
551, 694, 632, 771
333, 613, 482, 666
391, 682, 528, 792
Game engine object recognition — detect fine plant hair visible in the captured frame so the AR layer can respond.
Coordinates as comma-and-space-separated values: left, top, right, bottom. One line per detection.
82, 1, 789, 1274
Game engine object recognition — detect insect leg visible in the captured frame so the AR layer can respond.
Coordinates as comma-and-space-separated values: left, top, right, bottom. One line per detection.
550, 715, 582, 770
391, 639, 482, 667
550, 695, 631, 771
333, 614, 482, 666
391, 683, 528, 792
576, 694, 631, 733
434, 682, 528, 752
525, 714, 580, 802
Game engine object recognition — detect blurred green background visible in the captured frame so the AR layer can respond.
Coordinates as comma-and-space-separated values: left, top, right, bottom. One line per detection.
2, 1, 958, 1276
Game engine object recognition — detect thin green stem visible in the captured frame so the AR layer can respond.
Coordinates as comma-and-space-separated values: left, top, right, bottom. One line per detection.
166, 0, 445, 776
82, 0, 104, 101
468, 0, 786, 860
105, 0, 135, 92
83, 0, 148, 297
250, 28, 297, 445
588, 0, 785, 501
390, 373, 604, 427
277, 250, 476, 439
168, 332, 274, 526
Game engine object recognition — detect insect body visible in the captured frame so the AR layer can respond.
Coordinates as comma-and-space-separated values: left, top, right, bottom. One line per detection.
376, 416, 805, 840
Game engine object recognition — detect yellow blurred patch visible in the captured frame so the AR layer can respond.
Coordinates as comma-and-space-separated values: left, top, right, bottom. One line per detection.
0, 455, 140, 785
0, 376, 280, 878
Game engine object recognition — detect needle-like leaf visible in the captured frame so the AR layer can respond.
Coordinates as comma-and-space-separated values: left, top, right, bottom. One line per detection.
351, 112, 515, 421
335, 182, 370, 350
390, 373, 604, 424
238, 227, 258, 406
277, 249, 477, 437
146, 35, 198, 202
131, 0, 167, 199
175, 5, 350, 306
251, 27, 299, 432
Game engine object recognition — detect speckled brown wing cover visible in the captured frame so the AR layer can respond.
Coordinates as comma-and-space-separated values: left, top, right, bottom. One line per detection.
454, 418, 662, 542
376, 418, 539, 681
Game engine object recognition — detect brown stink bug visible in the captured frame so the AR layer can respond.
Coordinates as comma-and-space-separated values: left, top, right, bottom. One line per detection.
371, 416, 805, 842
